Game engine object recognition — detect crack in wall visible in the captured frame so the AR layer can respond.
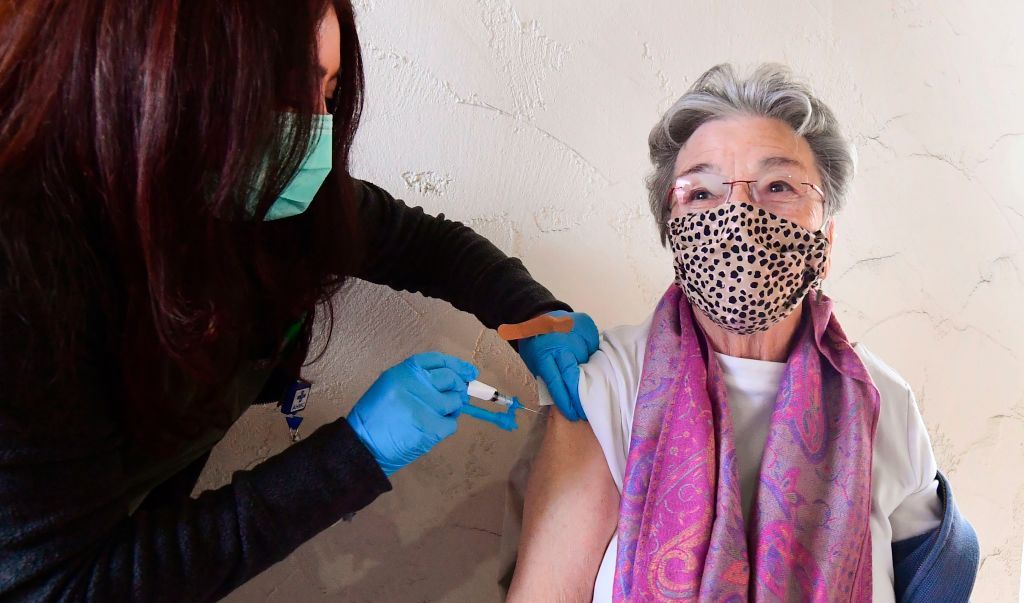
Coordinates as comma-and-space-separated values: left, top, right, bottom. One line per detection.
961, 275, 994, 309
860, 134, 896, 155
909, 150, 974, 181
861, 308, 1019, 360
979, 546, 1005, 574
453, 523, 501, 537
364, 42, 609, 187
853, 114, 907, 158
962, 253, 1024, 308
983, 131, 1024, 156
442, 85, 611, 186
837, 252, 901, 281
907, 150, 1023, 243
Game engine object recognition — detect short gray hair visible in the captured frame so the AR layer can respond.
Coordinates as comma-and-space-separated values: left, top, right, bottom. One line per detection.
647, 63, 855, 244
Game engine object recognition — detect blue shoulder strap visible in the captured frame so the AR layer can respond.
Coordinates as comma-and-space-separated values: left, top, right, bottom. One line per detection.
892, 471, 980, 602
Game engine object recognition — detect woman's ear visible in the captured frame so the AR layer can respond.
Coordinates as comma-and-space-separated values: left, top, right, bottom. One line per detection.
823, 218, 836, 279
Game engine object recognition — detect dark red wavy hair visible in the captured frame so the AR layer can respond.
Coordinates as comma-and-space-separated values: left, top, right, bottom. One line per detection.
0, 1, 364, 425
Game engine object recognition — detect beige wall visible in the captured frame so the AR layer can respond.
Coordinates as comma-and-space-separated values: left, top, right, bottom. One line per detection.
201, 1, 1024, 600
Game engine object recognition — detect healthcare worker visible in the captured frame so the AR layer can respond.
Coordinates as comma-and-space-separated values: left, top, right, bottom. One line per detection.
0, 1, 596, 600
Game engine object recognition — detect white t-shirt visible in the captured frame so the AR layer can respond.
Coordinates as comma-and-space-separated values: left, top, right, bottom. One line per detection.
541, 315, 943, 603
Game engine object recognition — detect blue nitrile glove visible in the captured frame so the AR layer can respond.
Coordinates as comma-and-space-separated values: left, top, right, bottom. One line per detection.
347, 352, 479, 476
517, 310, 599, 422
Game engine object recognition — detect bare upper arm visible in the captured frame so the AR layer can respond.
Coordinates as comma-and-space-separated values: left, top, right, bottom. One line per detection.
506, 409, 619, 602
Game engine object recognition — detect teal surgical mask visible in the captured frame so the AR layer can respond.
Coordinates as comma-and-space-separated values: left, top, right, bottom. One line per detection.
256, 113, 333, 221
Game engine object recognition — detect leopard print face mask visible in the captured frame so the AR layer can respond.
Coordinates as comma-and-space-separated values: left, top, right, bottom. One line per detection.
668, 202, 830, 335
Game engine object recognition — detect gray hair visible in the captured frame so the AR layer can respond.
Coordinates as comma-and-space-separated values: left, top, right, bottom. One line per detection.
647, 63, 855, 244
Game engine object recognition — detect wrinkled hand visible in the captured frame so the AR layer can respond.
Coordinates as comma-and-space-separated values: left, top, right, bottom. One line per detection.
517, 311, 599, 421
347, 352, 479, 476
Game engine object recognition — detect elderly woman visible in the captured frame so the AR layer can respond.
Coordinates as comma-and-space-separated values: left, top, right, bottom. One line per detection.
506, 65, 979, 602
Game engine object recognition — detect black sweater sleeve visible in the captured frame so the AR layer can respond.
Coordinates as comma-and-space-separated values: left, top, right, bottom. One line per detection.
351, 180, 570, 328
0, 181, 564, 602
0, 401, 391, 602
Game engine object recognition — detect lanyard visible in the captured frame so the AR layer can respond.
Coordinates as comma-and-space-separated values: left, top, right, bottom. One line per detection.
277, 316, 310, 442
278, 378, 312, 442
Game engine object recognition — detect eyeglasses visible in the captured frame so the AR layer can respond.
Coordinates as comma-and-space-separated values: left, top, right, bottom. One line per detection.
668, 171, 824, 213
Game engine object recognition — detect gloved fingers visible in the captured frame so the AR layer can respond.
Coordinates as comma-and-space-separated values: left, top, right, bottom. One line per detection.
421, 410, 460, 440
530, 310, 598, 353
425, 389, 466, 416
553, 346, 579, 375
438, 414, 459, 439
570, 312, 600, 354
524, 330, 593, 364
554, 349, 586, 421
427, 367, 468, 394
408, 351, 450, 369
534, 352, 580, 421
408, 352, 479, 382
348, 360, 474, 478
461, 404, 518, 431
516, 337, 542, 375
558, 332, 591, 363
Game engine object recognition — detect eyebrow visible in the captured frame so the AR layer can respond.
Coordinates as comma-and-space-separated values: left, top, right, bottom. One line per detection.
759, 156, 806, 171
677, 162, 718, 178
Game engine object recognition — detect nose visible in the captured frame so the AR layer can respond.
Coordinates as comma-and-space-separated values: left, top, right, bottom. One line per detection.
725, 180, 757, 205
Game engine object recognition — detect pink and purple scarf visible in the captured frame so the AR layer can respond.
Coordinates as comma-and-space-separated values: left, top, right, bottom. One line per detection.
613, 286, 879, 602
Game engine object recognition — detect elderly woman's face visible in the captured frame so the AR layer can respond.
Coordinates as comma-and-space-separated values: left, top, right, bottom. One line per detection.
670, 117, 826, 233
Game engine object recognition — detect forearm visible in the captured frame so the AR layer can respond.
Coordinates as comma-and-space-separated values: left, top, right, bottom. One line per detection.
3, 419, 390, 602
507, 411, 617, 601
351, 180, 570, 328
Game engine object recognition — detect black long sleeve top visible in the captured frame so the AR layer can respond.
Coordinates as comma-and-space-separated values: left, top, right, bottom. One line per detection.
0, 179, 569, 602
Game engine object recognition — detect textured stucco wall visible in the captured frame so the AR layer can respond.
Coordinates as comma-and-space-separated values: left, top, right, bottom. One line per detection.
201, 1, 1024, 601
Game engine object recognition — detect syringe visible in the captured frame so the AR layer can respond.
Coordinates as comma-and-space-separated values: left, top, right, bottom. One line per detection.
468, 380, 540, 414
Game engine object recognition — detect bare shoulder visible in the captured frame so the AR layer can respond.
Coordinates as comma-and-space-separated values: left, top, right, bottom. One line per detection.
507, 410, 618, 602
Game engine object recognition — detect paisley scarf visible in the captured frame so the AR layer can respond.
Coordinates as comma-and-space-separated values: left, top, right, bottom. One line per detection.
613, 285, 879, 602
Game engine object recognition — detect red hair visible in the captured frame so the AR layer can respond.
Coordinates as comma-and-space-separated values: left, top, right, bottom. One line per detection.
0, 1, 364, 431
